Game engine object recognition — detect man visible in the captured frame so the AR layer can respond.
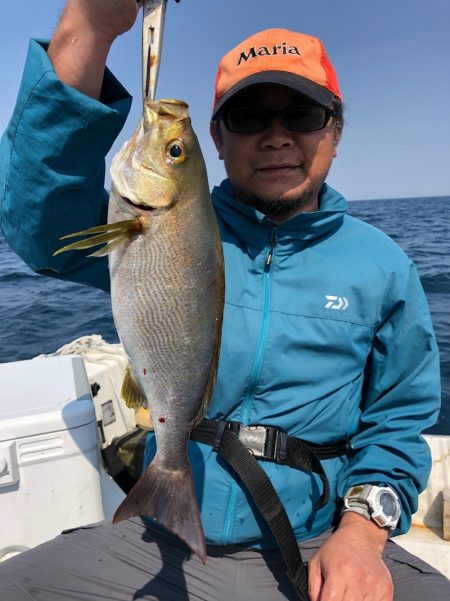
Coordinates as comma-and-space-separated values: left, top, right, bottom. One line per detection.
0, 1, 448, 600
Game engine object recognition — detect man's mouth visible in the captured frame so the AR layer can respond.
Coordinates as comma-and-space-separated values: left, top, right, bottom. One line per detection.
256, 164, 300, 175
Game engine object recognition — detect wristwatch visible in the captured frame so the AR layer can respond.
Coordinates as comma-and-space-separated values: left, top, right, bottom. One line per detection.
343, 484, 401, 530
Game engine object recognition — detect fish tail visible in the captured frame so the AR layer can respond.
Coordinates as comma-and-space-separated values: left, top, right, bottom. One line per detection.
113, 459, 206, 563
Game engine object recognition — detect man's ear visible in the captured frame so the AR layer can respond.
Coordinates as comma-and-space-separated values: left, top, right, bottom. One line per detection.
332, 119, 343, 158
210, 120, 223, 160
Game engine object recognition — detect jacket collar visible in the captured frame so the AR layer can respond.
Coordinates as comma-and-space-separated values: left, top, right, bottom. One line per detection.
211, 178, 348, 250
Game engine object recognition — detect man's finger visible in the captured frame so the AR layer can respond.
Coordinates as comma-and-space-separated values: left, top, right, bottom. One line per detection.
307, 559, 323, 601
318, 572, 347, 601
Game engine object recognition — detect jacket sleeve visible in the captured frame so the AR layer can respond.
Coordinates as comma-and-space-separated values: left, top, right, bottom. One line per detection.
336, 259, 441, 534
0, 39, 132, 292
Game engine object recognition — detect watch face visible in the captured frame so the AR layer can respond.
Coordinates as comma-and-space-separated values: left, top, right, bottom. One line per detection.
379, 491, 397, 517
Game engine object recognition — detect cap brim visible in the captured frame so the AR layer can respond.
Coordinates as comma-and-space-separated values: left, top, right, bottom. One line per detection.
212, 71, 336, 118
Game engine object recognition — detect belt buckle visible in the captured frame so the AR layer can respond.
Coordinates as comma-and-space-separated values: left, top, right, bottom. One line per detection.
237, 425, 267, 457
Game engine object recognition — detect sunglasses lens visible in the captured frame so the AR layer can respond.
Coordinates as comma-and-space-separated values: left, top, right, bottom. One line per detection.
222, 105, 330, 134
283, 105, 329, 132
224, 107, 269, 133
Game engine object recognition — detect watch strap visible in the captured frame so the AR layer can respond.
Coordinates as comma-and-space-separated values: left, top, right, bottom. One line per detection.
343, 484, 401, 530
342, 505, 370, 521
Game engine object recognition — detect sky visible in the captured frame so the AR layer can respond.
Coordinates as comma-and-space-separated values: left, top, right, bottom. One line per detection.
1, 0, 449, 201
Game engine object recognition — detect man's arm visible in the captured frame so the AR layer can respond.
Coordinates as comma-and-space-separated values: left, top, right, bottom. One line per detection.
48, 0, 140, 98
0, 1, 139, 290
308, 259, 440, 601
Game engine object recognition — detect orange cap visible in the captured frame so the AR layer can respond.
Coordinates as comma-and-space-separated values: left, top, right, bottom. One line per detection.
212, 29, 342, 117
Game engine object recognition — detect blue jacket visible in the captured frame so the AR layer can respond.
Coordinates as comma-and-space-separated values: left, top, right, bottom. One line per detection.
0, 40, 441, 546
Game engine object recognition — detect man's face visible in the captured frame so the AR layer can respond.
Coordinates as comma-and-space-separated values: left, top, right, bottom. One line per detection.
211, 84, 339, 220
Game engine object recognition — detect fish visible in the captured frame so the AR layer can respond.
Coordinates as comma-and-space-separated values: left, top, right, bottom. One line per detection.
54, 98, 224, 563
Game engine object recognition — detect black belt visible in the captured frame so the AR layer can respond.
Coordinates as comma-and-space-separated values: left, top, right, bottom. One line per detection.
191, 419, 349, 601
191, 419, 348, 508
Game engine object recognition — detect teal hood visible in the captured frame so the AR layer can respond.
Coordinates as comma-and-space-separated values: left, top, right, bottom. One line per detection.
212, 178, 347, 247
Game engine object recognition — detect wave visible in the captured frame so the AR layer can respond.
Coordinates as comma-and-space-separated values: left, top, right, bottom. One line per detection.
0, 272, 40, 284
420, 272, 450, 293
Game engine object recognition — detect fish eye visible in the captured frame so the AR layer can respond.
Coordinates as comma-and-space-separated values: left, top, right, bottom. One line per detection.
166, 139, 187, 164
169, 144, 183, 158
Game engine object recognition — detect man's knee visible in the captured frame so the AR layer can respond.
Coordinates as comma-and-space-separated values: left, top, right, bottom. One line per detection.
383, 541, 450, 601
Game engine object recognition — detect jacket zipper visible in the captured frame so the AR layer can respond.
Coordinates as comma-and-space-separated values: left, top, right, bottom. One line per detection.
242, 229, 277, 422
221, 229, 277, 544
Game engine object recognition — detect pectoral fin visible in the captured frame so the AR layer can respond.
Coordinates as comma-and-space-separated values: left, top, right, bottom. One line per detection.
53, 218, 145, 257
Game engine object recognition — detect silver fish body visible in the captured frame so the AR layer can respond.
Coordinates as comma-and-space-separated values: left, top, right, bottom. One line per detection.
56, 99, 224, 561
110, 100, 224, 562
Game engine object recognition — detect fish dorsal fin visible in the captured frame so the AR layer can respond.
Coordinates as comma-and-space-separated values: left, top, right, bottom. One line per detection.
192, 238, 225, 428
193, 335, 221, 429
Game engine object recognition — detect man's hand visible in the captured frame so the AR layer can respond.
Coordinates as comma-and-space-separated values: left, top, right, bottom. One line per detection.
63, 0, 142, 44
308, 512, 393, 601
48, 0, 142, 98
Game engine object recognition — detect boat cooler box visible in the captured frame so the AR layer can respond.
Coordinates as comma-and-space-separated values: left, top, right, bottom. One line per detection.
0, 355, 105, 561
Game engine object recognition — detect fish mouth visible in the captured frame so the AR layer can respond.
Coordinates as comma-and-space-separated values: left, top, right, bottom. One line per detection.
122, 196, 157, 212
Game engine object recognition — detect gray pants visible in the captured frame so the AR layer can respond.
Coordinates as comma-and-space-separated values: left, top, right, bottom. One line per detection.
1, 518, 449, 600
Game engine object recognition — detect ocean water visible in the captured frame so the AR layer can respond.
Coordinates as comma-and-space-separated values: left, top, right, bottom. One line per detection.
0, 196, 449, 434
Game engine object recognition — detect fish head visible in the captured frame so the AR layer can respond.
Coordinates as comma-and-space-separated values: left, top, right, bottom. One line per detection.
110, 99, 207, 213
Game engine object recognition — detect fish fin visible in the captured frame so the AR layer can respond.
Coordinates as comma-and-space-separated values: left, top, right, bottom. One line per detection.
121, 363, 148, 409
134, 407, 154, 431
192, 336, 221, 429
59, 220, 137, 239
193, 241, 225, 428
113, 459, 206, 563
122, 365, 154, 431
87, 233, 131, 257
53, 218, 145, 257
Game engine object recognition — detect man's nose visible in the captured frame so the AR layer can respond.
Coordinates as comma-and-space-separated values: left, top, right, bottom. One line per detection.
259, 115, 294, 149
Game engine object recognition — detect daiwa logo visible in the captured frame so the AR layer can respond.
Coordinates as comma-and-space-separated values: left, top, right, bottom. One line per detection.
237, 43, 301, 65
325, 295, 349, 310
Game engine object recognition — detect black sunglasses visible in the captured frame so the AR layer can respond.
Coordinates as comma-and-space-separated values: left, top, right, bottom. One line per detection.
219, 104, 337, 134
